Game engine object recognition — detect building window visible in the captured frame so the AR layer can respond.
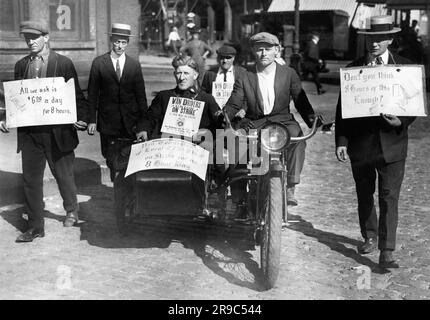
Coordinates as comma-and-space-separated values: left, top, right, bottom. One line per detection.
0, 0, 29, 38
49, 0, 89, 40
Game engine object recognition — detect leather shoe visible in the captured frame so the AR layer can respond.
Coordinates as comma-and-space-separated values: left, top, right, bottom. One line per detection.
63, 211, 79, 227
357, 237, 377, 254
286, 187, 298, 206
16, 228, 45, 242
379, 250, 399, 269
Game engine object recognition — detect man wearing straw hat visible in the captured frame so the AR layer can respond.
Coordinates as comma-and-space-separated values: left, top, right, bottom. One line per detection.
335, 15, 416, 268
0, 20, 89, 242
87, 23, 149, 234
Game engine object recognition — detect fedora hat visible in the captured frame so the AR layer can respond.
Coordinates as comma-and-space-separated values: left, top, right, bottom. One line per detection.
358, 15, 401, 35
109, 23, 134, 37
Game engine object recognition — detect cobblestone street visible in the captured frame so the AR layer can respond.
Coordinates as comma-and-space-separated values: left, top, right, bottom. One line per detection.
0, 81, 429, 300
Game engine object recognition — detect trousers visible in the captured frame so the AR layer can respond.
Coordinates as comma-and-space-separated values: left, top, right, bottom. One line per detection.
21, 128, 78, 229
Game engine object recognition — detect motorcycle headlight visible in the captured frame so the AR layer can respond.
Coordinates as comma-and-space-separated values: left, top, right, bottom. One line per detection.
260, 123, 290, 152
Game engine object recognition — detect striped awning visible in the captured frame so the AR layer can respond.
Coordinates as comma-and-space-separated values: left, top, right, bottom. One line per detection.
268, 0, 358, 16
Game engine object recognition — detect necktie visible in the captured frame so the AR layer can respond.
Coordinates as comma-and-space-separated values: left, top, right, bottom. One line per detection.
223, 70, 227, 82
376, 56, 383, 65
32, 55, 43, 78
115, 59, 121, 80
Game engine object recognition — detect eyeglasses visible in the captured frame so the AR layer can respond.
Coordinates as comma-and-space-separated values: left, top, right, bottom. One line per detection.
113, 40, 128, 45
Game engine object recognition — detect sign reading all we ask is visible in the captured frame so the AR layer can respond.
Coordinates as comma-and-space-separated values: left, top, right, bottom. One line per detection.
3, 77, 77, 128
340, 65, 428, 119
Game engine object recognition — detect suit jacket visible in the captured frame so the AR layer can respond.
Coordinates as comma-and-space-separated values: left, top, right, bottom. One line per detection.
145, 87, 221, 137
14, 50, 88, 153
335, 52, 416, 163
224, 62, 315, 129
304, 40, 320, 63
201, 65, 247, 94
87, 52, 148, 137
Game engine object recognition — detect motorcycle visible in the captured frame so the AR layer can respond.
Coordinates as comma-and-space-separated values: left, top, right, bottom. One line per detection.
123, 113, 323, 289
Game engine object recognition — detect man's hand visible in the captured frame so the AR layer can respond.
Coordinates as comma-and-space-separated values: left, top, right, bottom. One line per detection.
237, 118, 254, 131
234, 109, 246, 119
309, 114, 323, 127
87, 123, 96, 135
381, 113, 401, 127
135, 130, 148, 142
0, 120, 9, 133
74, 120, 88, 131
336, 146, 349, 162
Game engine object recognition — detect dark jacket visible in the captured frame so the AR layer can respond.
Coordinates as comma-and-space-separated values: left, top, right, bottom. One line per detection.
146, 87, 221, 137
87, 52, 148, 137
14, 50, 88, 153
201, 65, 247, 94
304, 40, 320, 63
223, 62, 315, 128
335, 52, 416, 163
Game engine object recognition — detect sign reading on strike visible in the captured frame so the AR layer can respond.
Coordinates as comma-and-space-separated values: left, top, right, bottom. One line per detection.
125, 138, 209, 181
340, 65, 427, 118
212, 82, 234, 108
161, 97, 204, 137
3, 77, 77, 128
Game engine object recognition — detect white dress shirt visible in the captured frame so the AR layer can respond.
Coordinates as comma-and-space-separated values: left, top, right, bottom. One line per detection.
257, 62, 276, 115
110, 52, 126, 78
215, 66, 235, 83
368, 50, 390, 66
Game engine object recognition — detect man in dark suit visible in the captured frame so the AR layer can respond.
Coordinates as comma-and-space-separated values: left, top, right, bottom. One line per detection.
224, 32, 317, 213
303, 32, 325, 95
0, 21, 89, 242
335, 15, 417, 268
87, 23, 149, 234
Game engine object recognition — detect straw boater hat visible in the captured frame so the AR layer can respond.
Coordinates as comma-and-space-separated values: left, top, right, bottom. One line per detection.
358, 15, 401, 35
109, 23, 134, 37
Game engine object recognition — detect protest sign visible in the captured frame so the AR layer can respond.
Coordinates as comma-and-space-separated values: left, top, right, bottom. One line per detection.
340, 65, 427, 119
160, 97, 204, 137
125, 138, 209, 181
3, 77, 77, 128
212, 82, 234, 108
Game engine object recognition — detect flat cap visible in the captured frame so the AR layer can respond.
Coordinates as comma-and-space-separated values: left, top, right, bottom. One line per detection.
216, 45, 236, 56
249, 32, 279, 46
20, 20, 49, 35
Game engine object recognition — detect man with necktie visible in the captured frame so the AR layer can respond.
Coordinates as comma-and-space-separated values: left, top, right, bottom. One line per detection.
0, 20, 89, 241
335, 15, 417, 268
87, 23, 149, 234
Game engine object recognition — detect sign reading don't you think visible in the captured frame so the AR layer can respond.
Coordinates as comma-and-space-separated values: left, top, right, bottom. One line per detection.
340, 65, 427, 119
4, 77, 77, 128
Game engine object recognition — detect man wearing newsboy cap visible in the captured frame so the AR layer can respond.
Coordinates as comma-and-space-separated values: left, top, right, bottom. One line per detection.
86, 23, 149, 235
335, 15, 417, 268
0, 20, 90, 242
224, 32, 318, 215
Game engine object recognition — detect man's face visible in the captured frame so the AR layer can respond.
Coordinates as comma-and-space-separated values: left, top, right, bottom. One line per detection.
23, 33, 48, 54
111, 36, 129, 55
174, 65, 198, 90
365, 34, 393, 57
218, 54, 235, 71
252, 43, 279, 68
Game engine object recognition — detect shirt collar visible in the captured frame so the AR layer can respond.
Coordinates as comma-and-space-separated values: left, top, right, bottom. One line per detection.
31, 49, 50, 62
218, 66, 234, 74
110, 51, 125, 61
256, 61, 277, 75
369, 50, 390, 65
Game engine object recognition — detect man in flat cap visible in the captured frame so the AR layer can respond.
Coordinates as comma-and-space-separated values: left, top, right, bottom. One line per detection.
224, 32, 318, 216
335, 15, 417, 268
0, 20, 89, 242
86, 23, 149, 234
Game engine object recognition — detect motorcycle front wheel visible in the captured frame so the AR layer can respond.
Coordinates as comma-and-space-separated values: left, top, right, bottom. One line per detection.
260, 175, 282, 289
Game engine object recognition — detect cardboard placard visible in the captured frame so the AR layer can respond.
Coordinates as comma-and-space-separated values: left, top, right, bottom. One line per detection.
3, 77, 77, 128
125, 138, 209, 181
212, 81, 234, 108
340, 65, 427, 118
160, 97, 204, 137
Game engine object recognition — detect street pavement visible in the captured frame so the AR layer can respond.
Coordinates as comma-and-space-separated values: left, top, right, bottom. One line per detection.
0, 58, 429, 300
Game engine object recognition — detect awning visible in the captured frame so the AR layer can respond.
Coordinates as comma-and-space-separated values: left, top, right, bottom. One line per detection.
386, 0, 430, 10
268, 0, 358, 15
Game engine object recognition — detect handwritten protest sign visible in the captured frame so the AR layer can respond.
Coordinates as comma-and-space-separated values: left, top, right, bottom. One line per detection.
3, 77, 77, 128
125, 138, 209, 181
340, 65, 427, 119
161, 97, 204, 137
212, 82, 234, 108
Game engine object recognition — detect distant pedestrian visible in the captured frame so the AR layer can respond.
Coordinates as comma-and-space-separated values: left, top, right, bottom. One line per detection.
166, 26, 181, 56
179, 26, 214, 86
303, 32, 325, 95
0, 20, 89, 242
335, 15, 416, 269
